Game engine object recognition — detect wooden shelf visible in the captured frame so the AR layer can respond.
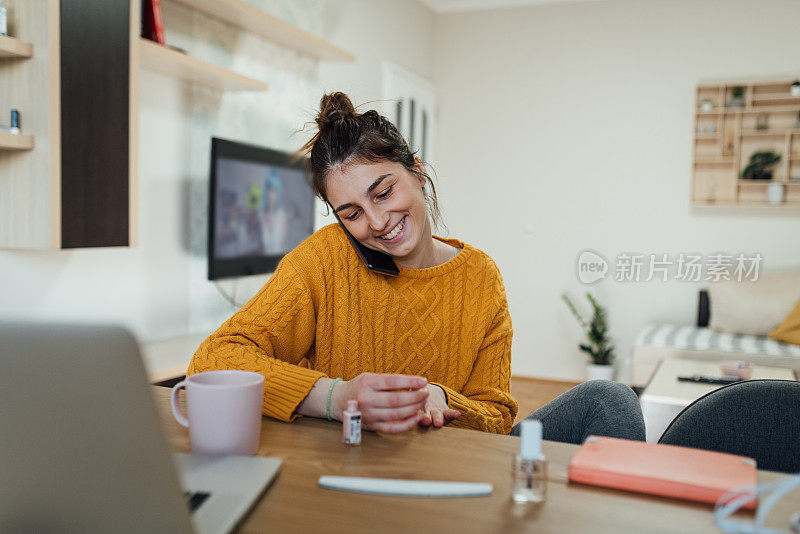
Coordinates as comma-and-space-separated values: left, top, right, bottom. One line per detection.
0, 35, 33, 58
0, 132, 34, 150
741, 130, 790, 138
752, 93, 800, 105
694, 158, 734, 165
168, 0, 355, 62
694, 201, 800, 207
698, 106, 800, 115
139, 38, 268, 91
692, 78, 800, 211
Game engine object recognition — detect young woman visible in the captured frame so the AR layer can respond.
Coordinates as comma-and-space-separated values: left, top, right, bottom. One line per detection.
188, 92, 645, 442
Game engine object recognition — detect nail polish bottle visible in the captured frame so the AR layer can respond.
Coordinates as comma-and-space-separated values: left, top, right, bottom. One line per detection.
342, 400, 361, 445
511, 419, 547, 503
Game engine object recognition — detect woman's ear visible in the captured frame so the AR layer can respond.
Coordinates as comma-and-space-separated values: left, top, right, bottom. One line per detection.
413, 156, 426, 188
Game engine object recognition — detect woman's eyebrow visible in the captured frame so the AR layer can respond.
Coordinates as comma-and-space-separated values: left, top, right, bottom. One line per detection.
334, 174, 393, 213
366, 174, 391, 194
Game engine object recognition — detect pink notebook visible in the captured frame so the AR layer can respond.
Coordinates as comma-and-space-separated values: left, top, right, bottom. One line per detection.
567, 436, 758, 509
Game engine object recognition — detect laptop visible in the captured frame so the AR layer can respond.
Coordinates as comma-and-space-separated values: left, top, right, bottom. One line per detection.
0, 323, 281, 533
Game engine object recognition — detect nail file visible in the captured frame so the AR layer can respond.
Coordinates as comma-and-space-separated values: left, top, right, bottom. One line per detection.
318, 476, 493, 497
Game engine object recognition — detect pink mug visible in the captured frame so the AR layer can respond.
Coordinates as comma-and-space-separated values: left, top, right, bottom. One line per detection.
171, 370, 265, 455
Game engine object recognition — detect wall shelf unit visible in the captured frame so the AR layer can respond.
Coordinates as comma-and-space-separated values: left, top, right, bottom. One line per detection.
0, 35, 33, 58
0, 132, 34, 150
0, 0, 138, 250
692, 78, 800, 207
139, 38, 268, 91
167, 0, 354, 62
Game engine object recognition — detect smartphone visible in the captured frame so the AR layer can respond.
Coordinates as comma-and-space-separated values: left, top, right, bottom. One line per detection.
333, 212, 399, 276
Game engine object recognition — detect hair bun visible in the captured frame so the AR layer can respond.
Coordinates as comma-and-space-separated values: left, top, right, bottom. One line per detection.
317, 92, 357, 129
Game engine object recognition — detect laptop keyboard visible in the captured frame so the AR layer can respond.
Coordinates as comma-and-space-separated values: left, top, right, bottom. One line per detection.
183, 491, 211, 513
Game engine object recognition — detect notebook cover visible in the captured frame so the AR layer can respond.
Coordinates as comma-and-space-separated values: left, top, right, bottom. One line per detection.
567, 436, 757, 510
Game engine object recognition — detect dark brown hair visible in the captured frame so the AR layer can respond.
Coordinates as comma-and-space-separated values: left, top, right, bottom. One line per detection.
298, 92, 443, 231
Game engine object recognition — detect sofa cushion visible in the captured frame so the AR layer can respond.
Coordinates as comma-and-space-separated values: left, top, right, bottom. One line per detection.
708, 270, 800, 336
769, 297, 800, 346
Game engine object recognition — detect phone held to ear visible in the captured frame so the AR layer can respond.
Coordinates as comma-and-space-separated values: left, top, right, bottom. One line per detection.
334, 213, 400, 276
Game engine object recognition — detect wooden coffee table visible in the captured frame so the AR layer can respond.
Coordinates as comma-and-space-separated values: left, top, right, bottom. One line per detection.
639, 358, 797, 442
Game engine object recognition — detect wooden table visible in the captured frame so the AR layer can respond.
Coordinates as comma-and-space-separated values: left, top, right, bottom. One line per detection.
152, 388, 800, 533
640, 358, 797, 442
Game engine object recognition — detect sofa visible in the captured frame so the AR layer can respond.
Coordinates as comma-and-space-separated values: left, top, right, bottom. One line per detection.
631, 271, 800, 387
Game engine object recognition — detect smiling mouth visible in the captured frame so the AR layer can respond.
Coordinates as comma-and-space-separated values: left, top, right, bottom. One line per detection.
378, 216, 406, 240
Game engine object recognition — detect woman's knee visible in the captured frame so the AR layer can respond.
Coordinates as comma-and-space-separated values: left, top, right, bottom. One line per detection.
579, 380, 638, 406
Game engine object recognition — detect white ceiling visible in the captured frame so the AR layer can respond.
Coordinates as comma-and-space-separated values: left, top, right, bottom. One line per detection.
418, 0, 604, 13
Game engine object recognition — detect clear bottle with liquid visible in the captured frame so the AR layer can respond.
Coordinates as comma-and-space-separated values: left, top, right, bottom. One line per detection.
511, 419, 547, 503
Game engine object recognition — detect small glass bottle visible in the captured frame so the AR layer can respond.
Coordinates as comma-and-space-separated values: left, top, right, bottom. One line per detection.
342, 400, 361, 445
511, 419, 547, 503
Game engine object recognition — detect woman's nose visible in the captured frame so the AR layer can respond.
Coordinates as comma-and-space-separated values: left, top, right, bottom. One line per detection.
365, 208, 389, 233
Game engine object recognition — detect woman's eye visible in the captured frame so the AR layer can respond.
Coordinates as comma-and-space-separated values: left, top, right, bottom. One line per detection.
377, 186, 393, 199
346, 210, 360, 221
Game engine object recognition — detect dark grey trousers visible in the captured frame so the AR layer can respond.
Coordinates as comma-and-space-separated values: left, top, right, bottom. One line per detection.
510, 380, 646, 444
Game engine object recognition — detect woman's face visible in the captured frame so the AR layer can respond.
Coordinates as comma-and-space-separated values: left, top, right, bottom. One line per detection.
325, 159, 428, 260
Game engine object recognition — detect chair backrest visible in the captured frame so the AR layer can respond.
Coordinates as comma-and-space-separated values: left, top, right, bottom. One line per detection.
658, 379, 800, 473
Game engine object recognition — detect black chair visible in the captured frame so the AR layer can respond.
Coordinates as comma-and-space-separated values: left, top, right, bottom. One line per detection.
658, 379, 800, 473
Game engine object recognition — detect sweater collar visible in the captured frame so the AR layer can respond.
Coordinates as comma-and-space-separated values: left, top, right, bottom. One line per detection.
395, 235, 471, 279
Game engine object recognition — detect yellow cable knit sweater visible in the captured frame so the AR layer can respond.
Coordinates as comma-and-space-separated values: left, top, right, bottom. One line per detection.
188, 224, 518, 434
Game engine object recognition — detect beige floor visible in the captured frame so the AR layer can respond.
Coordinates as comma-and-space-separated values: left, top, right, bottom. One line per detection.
510, 376, 583, 425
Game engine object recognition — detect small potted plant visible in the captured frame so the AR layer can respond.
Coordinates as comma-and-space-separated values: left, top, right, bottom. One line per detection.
741, 150, 781, 180
562, 292, 615, 381
729, 86, 745, 108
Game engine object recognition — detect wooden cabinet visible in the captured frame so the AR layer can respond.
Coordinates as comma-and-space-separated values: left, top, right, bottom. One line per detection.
692, 78, 800, 208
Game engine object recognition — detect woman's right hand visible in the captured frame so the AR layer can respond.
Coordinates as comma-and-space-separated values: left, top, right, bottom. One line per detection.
333, 373, 429, 434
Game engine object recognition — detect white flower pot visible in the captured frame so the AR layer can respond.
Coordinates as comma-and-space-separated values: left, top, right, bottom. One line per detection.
766, 183, 785, 205
586, 363, 615, 381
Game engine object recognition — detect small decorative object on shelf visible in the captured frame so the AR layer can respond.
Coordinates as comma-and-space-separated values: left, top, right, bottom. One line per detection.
723, 130, 735, 156
0, 0, 7, 36
756, 113, 769, 130
562, 292, 615, 381
742, 150, 781, 180
142, 0, 166, 45
699, 98, 714, 112
791, 80, 800, 97
728, 85, 745, 108
767, 182, 785, 204
707, 177, 717, 203
0, 109, 20, 134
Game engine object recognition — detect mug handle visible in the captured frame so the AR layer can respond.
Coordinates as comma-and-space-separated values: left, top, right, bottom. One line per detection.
170, 380, 189, 428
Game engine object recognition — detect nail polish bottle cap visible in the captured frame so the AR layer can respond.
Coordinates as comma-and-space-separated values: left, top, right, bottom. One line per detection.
347, 400, 359, 413
520, 419, 543, 459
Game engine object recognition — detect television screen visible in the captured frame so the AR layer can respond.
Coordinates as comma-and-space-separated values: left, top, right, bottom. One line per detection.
208, 137, 315, 280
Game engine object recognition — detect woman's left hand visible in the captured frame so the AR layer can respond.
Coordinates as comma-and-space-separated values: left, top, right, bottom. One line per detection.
418, 385, 461, 428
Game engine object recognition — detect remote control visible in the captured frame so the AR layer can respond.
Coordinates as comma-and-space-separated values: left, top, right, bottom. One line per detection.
677, 374, 742, 385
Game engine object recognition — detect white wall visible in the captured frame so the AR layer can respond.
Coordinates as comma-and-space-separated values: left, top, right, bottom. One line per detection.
433, 0, 800, 381
0, 0, 436, 344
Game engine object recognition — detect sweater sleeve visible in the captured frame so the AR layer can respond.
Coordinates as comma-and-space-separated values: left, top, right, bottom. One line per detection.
432, 295, 518, 435
187, 257, 326, 422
